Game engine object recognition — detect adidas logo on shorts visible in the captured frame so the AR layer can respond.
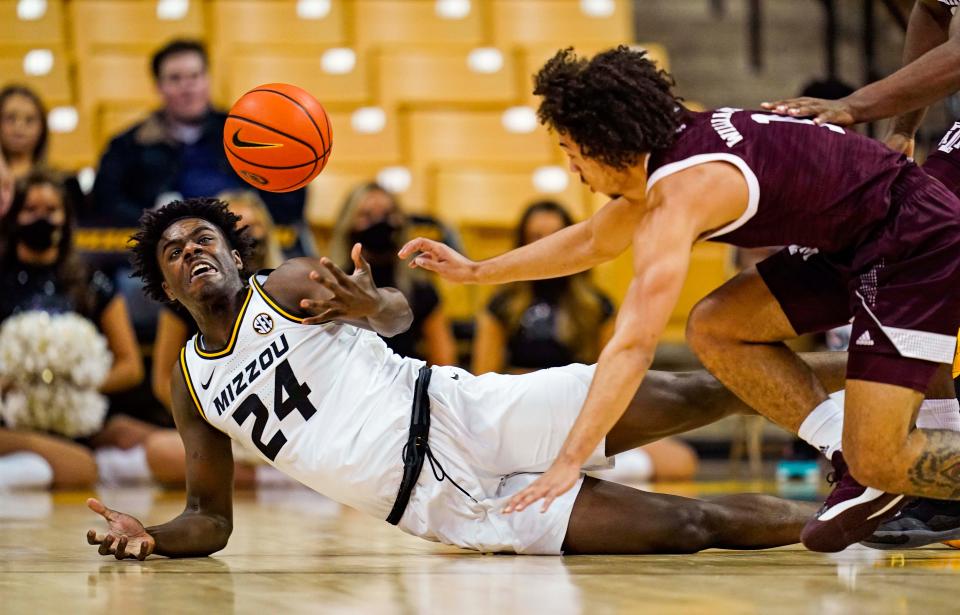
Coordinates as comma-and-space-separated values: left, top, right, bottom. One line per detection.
855, 331, 875, 347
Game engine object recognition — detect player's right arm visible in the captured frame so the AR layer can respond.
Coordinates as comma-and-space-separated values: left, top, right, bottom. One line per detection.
86, 362, 234, 559
398, 196, 639, 285
762, 0, 956, 131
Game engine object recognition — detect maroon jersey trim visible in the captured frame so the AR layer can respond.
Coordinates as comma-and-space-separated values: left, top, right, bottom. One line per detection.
645, 153, 760, 240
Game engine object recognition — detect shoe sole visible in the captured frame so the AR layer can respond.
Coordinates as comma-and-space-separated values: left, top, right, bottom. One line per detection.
860, 526, 960, 550
802, 492, 907, 552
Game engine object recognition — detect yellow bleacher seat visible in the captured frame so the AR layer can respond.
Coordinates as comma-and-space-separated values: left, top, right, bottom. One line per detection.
76, 54, 157, 111
0, 48, 71, 105
378, 46, 520, 108
407, 110, 557, 167
70, 0, 206, 55
491, 0, 633, 49
209, 0, 346, 54
0, 0, 65, 52
306, 163, 427, 231
353, 0, 486, 50
99, 105, 154, 147
591, 242, 733, 344
222, 52, 369, 109
47, 108, 97, 170
325, 107, 401, 165
432, 165, 587, 229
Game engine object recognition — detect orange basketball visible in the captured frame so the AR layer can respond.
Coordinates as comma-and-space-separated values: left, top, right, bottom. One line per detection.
224, 83, 333, 193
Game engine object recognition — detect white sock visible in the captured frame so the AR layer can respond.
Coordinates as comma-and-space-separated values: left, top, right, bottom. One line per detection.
94, 445, 150, 487
798, 395, 844, 459
917, 398, 960, 432
0, 452, 54, 490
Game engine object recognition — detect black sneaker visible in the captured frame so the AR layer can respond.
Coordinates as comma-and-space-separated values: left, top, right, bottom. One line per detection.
861, 498, 960, 550
801, 452, 908, 552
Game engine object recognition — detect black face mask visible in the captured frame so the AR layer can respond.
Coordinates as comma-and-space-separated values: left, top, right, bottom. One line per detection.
349, 220, 400, 255
17, 218, 61, 252
532, 276, 572, 298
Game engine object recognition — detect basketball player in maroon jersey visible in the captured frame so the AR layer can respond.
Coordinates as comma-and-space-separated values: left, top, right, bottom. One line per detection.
400, 46, 960, 553
762, 0, 960, 548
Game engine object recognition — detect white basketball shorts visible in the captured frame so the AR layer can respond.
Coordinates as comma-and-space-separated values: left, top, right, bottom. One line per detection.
397, 363, 610, 554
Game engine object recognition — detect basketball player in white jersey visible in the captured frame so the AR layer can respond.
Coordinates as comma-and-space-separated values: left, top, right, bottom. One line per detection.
85, 198, 822, 560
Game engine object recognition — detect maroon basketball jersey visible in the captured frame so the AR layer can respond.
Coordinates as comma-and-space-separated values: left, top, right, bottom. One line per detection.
645, 108, 923, 253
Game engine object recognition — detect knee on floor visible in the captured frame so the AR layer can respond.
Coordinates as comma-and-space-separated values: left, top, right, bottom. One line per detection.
668, 506, 715, 553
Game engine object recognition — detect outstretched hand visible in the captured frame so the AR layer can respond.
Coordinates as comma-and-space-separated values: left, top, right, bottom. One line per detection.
397, 237, 478, 283
299, 243, 383, 325
503, 458, 581, 515
760, 97, 856, 126
85, 498, 155, 560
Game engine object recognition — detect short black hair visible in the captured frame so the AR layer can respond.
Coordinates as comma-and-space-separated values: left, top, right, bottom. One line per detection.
534, 46, 684, 170
151, 38, 208, 81
129, 198, 254, 304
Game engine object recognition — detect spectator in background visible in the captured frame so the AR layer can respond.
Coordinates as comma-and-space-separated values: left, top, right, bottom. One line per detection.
329, 182, 456, 366
472, 200, 697, 482
0, 169, 155, 490
0, 84, 82, 216
91, 39, 306, 238
146, 190, 289, 488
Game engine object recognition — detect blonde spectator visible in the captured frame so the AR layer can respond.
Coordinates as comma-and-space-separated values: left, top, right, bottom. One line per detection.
330, 182, 456, 366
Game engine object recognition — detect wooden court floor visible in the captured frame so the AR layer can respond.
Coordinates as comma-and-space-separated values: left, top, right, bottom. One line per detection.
1, 483, 958, 615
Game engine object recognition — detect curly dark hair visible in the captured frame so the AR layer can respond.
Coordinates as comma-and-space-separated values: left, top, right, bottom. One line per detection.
129, 198, 254, 304
534, 46, 684, 170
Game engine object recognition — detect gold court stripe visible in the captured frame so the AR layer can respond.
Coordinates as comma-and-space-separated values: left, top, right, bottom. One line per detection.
194, 288, 253, 358
252, 275, 304, 323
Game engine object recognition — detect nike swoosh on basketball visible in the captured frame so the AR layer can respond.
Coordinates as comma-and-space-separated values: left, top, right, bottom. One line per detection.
231, 129, 282, 149
201, 370, 215, 390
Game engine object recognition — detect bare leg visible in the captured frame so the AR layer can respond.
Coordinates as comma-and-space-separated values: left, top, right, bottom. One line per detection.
685, 267, 827, 434
0, 428, 97, 489
606, 351, 849, 455
562, 477, 817, 554
845, 380, 960, 499
86, 414, 158, 449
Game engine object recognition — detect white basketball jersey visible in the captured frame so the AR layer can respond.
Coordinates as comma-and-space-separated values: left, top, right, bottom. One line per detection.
180, 273, 422, 519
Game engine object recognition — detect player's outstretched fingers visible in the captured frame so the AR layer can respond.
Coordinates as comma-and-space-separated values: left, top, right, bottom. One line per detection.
86, 529, 105, 545
351, 243, 371, 275
320, 257, 351, 284
397, 237, 432, 259
98, 534, 116, 556
87, 497, 110, 518
137, 540, 152, 561
114, 536, 129, 560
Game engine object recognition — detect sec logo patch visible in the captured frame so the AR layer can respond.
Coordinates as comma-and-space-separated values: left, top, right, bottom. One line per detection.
253, 313, 274, 335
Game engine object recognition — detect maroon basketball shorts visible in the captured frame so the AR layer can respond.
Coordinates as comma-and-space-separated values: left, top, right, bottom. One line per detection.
756, 177, 960, 392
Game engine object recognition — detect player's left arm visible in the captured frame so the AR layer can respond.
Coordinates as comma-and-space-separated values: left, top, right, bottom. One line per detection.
263, 246, 414, 337
504, 163, 748, 514
504, 192, 697, 514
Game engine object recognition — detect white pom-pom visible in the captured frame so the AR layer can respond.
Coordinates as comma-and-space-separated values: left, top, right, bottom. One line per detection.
0, 311, 112, 437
